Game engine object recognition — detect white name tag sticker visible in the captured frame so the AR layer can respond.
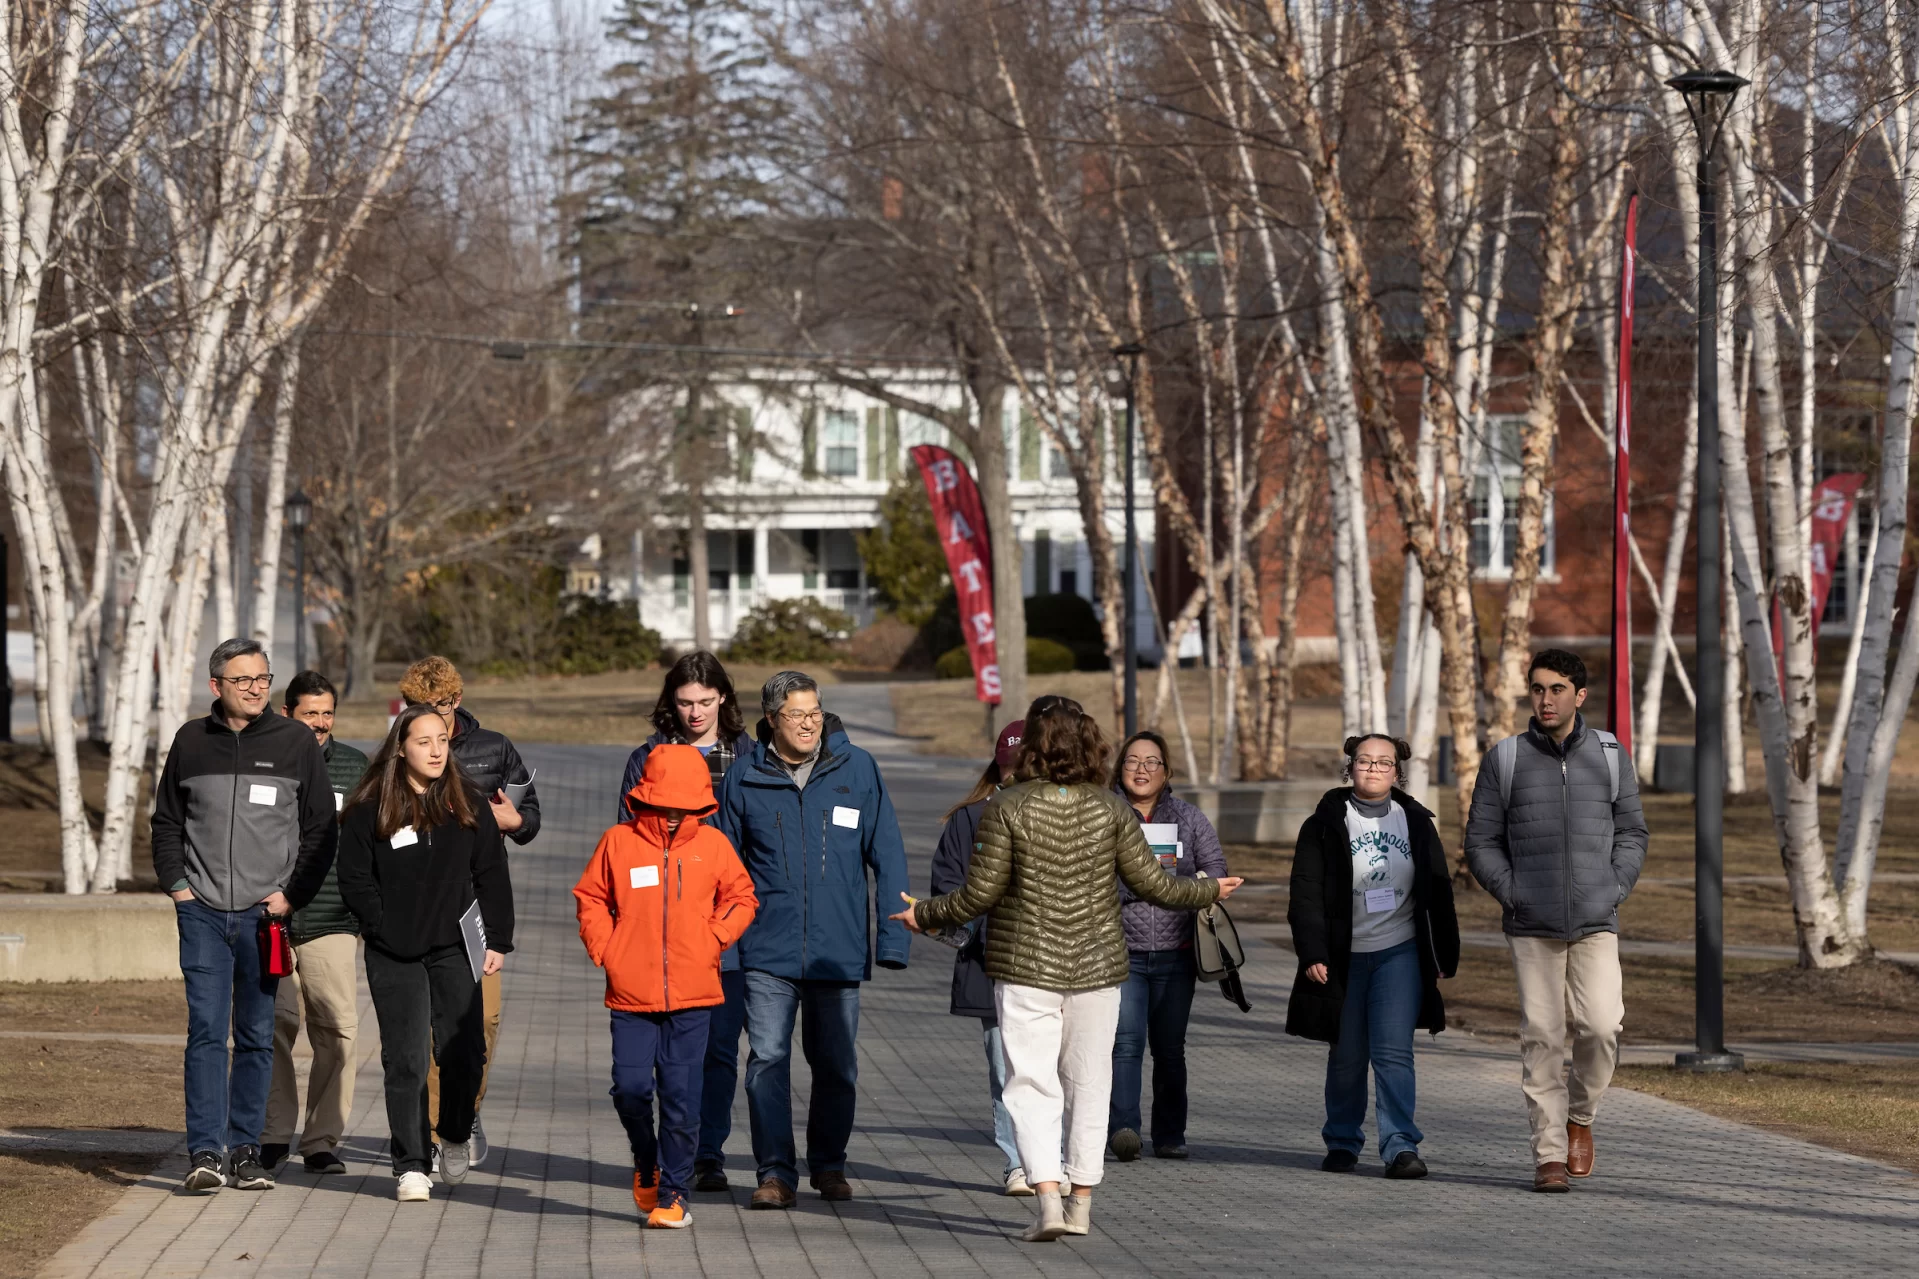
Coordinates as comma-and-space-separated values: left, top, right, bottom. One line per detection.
248, 783, 277, 806
832, 806, 860, 830
334, 790, 345, 812
389, 825, 419, 849
630, 865, 660, 889
1364, 887, 1398, 914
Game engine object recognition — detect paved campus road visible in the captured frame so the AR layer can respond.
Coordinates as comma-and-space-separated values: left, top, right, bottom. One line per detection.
40, 687, 1919, 1276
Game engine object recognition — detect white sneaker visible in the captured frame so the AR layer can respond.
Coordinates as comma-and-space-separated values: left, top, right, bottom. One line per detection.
1003, 1169, 1034, 1197
469, 1115, 487, 1166
440, 1141, 470, 1186
397, 1171, 432, 1202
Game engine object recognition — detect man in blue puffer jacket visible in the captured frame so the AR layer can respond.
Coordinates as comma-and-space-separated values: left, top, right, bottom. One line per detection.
1466, 649, 1647, 1194
713, 670, 910, 1209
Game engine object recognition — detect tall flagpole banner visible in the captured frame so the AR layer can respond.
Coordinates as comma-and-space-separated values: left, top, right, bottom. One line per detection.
910, 444, 1001, 705
1609, 193, 1639, 755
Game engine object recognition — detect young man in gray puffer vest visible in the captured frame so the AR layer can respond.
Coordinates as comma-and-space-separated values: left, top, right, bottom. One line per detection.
1465, 649, 1647, 1194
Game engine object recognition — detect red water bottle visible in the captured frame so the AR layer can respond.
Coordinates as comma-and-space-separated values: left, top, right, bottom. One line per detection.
259, 916, 294, 976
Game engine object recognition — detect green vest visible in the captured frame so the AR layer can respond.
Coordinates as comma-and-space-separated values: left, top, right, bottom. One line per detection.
291, 738, 371, 943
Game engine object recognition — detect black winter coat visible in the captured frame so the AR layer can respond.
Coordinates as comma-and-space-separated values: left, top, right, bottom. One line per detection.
1285, 787, 1460, 1044
930, 797, 994, 1019
452, 707, 541, 845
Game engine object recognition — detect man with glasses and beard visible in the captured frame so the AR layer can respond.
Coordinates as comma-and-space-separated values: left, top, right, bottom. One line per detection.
711, 671, 910, 1209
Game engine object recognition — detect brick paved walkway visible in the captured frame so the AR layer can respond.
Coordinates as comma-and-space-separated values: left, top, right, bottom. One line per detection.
41, 737, 1919, 1277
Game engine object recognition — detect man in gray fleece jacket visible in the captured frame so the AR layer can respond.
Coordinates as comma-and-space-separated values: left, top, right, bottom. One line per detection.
1466, 649, 1647, 1194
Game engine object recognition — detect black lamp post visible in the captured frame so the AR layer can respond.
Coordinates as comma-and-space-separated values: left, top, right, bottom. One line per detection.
1113, 343, 1144, 738
286, 487, 312, 674
1668, 66, 1747, 1074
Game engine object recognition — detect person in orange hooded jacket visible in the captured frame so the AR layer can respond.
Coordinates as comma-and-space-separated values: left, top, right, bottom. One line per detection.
575, 744, 757, 1229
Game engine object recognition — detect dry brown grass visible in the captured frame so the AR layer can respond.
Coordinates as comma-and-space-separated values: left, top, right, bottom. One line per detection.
1613, 1061, 1919, 1174
0, 986, 188, 1279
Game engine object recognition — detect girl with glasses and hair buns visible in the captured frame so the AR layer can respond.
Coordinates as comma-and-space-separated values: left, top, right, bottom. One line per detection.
1103, 729, 1228, 1163
1286, 734, 1459, 1181
893, 697, 1242, 1242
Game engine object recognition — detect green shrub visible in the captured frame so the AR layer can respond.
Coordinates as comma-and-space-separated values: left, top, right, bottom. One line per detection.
384, 560, 660, 677
1024, 592, 1108, 670
728, 597, 855, 664
936, 637, 1075, 680
554, 595, 663, 674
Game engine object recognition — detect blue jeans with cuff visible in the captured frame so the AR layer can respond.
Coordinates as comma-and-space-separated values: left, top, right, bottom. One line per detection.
175, 897, 278, 1156
742, 971, 860, 1188
1108, 948, 1198, 1149
982, 1020, 1021, 1175
695, 967, 748, 1167
611, 1008, 712, 1204
1323, 938, 1424, 1163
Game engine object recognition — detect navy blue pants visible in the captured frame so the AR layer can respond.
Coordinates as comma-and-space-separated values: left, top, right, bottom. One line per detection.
610, 1008, 712, 1203
1109, 949, 1198, 1148
696, 968, 748, 1166
175, 898, 277, 1155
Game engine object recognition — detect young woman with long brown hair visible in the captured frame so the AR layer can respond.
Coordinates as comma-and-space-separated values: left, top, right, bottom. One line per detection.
894, 697, 1242, 1242
336, 703, 514, 1202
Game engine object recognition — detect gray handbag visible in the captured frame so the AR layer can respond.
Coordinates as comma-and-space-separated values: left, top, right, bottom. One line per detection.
1193, 874, 1251, 1012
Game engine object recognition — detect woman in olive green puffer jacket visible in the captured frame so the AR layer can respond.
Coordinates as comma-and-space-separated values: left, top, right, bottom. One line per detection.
894, 698, 1241, 1243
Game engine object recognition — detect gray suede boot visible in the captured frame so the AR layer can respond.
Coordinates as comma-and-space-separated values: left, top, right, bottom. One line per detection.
1023, 1189, 1067, 1242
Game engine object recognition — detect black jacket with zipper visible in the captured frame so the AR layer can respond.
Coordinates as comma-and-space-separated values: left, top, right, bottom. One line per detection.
451, 707, 541, 846
335, 797, 515, 962
930, 797, 994, 1019
150, 704, 337, 912
1285, 786, 1460, 1044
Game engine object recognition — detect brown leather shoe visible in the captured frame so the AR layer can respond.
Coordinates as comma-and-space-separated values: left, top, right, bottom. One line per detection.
1533, 1161, 1571, 1193
750, 1178, 796, 1209
1566, 1123, 1594, 1178
811, 1169, 853, 1202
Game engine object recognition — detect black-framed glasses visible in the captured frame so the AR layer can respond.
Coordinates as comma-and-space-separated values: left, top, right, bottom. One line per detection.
1352, 759, 1398, 773
219, 673, 274, 691
1122, 756, 1166, 773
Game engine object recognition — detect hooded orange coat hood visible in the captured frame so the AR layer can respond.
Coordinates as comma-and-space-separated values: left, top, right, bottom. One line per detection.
573, 744, 757, 1013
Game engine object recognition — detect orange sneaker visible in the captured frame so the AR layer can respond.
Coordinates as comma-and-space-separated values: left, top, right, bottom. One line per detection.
632, 1171, 658, 1215
647, 1199, 691, 1229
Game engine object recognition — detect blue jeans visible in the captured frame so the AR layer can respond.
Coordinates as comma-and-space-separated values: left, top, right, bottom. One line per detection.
982, 1020, 1020, 1175
1323, 939, 1424, 1163
175, 897, 278, 1155
742, 971, 860, 1188
1109, 949, 1197, 1148
610, 1009, 711, 1203
696, 968, 748, 1166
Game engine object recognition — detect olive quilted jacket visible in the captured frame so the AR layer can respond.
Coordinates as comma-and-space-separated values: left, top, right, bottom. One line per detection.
914, 780, 1220, 992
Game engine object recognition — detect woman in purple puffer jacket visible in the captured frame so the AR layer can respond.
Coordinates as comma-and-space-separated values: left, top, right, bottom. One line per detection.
1105, 730, 1228, 1162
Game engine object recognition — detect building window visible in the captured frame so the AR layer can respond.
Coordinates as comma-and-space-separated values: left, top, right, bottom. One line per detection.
1470, 416, 1552, 579
824, 410, 859, 477
822, 528, 862, 590
1058, 568, 1078, 596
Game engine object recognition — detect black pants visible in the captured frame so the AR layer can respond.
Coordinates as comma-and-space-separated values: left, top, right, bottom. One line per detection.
364, 943, 484, 1174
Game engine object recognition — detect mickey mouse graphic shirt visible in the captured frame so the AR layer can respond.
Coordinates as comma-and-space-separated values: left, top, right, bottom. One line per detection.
1345, 793, 1415, 952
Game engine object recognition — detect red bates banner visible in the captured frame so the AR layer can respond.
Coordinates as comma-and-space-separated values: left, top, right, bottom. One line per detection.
911, 445, 1000, 704
1772, 472, 1865, 665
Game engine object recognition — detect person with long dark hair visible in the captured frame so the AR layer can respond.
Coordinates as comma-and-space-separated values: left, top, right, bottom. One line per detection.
616, 650, 758, 1193
1287, 734, 1458, 1181
1105, 729, 1229, 1163
336, 704, 514, 1202
894, 698, 1241, 1242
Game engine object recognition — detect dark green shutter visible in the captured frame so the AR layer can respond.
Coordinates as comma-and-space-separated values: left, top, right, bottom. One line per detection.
1019, 409, 1040, 480
800, 405, 819, 479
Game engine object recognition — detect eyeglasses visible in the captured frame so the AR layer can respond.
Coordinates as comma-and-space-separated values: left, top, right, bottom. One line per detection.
1352, 759, 1398, 773
778, 709, 824, 726
219, 674, 274, 691
1122, 757, 1165, 773
424, 697, 458, 714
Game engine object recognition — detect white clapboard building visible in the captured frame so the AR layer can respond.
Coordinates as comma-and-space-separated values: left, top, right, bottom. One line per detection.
599, 368, 1156, 656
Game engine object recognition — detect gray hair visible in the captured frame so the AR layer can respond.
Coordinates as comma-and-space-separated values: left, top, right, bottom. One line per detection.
209, 637, 268, 679
761, 670, 820, 721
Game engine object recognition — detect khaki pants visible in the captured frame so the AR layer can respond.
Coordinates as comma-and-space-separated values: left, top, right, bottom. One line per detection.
1509, 932, 1624, 1164
429, 968, 501, 1141
264, 932, 360, 1155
